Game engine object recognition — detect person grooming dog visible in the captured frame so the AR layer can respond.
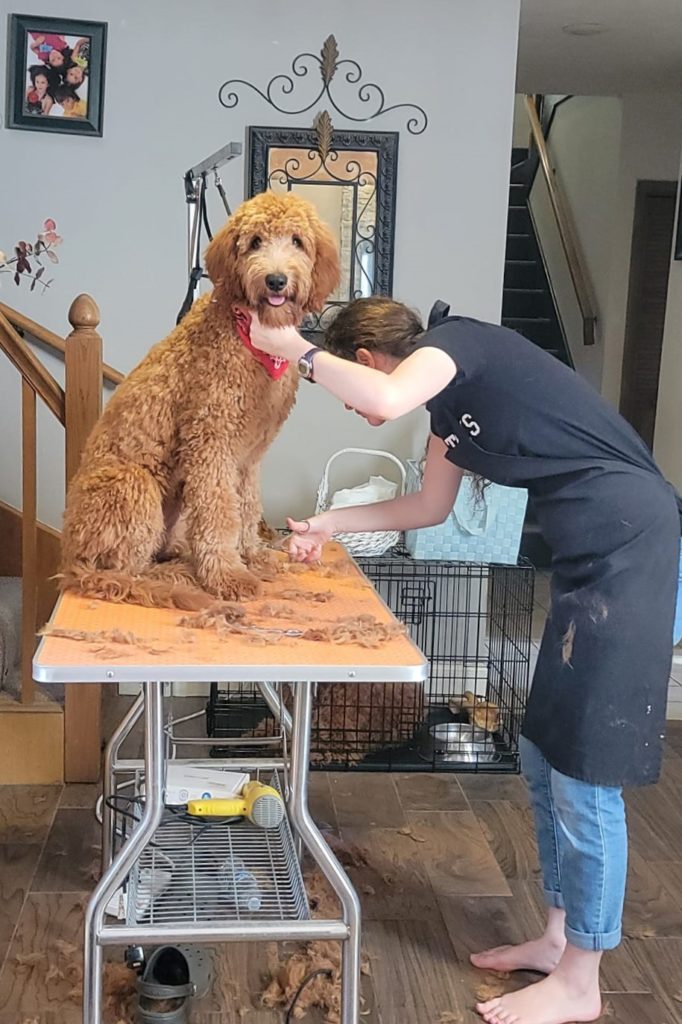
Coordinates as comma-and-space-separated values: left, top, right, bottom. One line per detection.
249, 295, 682, 1024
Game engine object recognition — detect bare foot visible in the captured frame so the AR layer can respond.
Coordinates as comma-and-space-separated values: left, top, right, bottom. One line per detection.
476, 971, 601, 1024
471, 936, 566, 975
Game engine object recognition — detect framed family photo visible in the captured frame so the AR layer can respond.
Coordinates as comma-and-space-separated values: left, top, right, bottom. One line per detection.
6, 13, 107, 136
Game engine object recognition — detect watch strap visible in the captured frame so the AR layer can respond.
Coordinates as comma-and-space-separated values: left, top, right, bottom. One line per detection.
299, 346, 323, 381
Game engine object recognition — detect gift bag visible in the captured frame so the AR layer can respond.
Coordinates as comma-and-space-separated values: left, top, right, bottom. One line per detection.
404, 460, 528, 564
674, 546, 682, 646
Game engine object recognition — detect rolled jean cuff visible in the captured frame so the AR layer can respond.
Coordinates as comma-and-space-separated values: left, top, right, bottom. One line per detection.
565, 923, 622, 952
544, 888, 565, 909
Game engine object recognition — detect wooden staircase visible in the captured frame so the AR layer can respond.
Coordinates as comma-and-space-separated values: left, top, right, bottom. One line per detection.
0, 297, 123, 783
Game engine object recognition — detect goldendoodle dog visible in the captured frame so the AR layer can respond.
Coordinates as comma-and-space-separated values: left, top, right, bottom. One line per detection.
60, 191, 340, 607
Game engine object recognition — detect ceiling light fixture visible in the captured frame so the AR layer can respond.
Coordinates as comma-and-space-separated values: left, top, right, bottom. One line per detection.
562, 22, 609, 36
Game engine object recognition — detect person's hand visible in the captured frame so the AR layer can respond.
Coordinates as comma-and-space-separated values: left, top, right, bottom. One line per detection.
246, 311, 305, 360
286, 514, 335, 562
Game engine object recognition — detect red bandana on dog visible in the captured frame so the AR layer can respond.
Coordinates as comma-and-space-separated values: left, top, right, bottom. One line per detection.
232, 308, 290, 381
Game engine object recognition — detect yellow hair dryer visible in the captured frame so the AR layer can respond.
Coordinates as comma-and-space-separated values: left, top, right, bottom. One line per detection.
187, 780, 285, 829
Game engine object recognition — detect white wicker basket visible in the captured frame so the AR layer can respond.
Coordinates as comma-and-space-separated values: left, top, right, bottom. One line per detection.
315, 448, 406, 557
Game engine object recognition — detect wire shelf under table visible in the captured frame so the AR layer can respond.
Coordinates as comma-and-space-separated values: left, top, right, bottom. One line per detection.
125, 774, 309, 927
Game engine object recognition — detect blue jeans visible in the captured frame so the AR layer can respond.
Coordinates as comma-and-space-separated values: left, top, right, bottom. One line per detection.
520, 735, 627, 951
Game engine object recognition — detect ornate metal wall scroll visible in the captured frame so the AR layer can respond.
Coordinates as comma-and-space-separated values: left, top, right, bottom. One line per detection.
221, 35, 426, 331
219, 35, 428, 136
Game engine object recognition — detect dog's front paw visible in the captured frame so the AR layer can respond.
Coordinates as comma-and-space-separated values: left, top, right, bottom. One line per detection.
158, 538, 191, 562
205, 567, 262, 602
243, 546, 280, 581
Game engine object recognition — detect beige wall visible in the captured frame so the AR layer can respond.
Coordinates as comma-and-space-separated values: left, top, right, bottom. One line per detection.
528, 93, 682, 426
529, 96, 622, 390
512, 94, 530, 149
601, 92, 682, 408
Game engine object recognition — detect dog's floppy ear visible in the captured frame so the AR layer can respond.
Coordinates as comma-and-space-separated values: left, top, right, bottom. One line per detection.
204, 217, 241, 304
307, 219, 341, 312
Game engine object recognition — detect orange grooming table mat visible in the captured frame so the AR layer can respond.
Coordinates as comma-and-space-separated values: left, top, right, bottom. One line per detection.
34, 544, 427, 685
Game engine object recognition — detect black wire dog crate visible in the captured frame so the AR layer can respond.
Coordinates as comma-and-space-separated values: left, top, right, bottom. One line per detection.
206, 552, 534, 774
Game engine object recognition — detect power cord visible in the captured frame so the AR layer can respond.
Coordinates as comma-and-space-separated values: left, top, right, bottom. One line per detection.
165, 804, 243, 845
285, 968, 334, 1023
103, 795, 243, 848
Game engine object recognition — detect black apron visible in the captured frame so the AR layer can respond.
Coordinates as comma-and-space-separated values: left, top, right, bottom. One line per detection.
419, 303, 681, 788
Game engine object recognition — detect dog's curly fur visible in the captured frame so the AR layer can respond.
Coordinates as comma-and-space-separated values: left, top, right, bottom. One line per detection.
60, 192, 340, 608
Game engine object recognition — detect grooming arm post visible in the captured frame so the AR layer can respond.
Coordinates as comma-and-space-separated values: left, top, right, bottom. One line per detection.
184, 141, 242, 275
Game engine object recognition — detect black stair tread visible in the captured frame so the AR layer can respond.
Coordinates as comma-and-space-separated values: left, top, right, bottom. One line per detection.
506, 147, 571, 368
503, 287, 544, 294
503, 316, 553, 324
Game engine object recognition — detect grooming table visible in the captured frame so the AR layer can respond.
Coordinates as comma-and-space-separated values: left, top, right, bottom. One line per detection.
33, 544, 427, 1024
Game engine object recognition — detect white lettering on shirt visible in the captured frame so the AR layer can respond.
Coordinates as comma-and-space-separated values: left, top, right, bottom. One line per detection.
444, 433, 460, 448
460, 413, 481, 437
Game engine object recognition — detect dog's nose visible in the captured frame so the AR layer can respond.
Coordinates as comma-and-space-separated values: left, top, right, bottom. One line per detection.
265, 273, 287, 293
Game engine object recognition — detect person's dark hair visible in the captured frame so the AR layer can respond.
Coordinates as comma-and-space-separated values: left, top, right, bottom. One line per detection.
53, 84, 78, 105
63, 59, 87, 80
28, 64, 50, 86
323, 297, 424, 361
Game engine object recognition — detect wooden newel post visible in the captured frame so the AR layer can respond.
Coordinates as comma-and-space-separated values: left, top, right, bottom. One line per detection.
64, 294, 103, 783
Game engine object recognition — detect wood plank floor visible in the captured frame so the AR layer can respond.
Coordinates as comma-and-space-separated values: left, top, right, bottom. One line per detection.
0, 722, 681, 1022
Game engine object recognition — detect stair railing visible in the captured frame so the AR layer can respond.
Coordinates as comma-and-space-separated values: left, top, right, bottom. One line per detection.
0, 301, 123, 387
0, 295, 107, 782
523, 95, 598, 347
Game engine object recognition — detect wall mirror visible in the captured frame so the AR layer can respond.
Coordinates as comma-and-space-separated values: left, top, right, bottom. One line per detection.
247, 118, 398, 332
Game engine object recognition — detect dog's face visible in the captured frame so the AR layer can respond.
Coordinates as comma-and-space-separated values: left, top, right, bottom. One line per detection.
205, 191, 341, 327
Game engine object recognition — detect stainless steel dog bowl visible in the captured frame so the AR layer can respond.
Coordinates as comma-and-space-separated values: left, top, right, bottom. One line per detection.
419, 722, 500, 764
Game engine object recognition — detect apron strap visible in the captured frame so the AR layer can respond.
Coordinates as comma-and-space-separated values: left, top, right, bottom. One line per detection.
427, 300, 451, 328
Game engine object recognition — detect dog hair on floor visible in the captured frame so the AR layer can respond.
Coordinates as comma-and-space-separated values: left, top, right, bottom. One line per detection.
60, 192, 340, 608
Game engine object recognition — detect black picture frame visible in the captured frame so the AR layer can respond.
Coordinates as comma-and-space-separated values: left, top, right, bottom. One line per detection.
6, 13, 107, 137
675, 181, 682, 260
247, 125, 398, 332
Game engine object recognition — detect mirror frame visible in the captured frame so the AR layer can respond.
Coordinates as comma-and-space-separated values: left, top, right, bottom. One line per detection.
246, 125, 399, 331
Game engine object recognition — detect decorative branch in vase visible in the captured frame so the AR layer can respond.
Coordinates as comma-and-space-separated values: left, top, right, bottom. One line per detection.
0, 218, 62, 293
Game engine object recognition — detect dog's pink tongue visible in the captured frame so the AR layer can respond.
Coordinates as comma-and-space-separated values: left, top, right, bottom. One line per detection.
267, 295, 286, 307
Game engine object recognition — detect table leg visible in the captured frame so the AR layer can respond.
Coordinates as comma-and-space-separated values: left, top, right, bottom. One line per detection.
102, 691, 145, 872
258, 680, 293, 736
257, 680, 301, 854
83, 680, 165, 1024
288, 681, 362, 1024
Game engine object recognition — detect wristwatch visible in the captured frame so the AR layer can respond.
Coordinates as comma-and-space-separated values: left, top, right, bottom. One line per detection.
297, 346, 323, 382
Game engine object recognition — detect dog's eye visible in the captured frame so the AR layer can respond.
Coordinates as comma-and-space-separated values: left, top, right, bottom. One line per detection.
292, 235, 304, 249
249, 236, 262, 251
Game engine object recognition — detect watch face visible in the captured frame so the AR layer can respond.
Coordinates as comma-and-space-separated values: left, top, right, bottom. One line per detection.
298, 355, 311, 378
